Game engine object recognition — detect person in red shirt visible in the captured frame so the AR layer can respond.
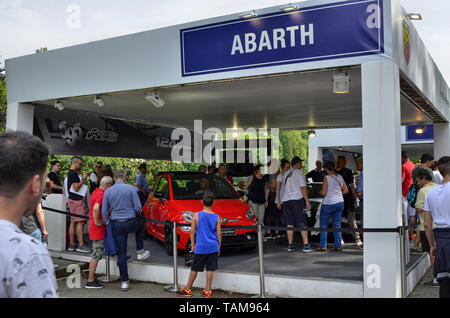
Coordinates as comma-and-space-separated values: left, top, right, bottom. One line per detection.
85, 176, 114, 289
402, 151, 417, 239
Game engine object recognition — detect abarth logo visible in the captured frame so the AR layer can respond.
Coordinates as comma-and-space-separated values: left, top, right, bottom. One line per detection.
221, 217, 229, 225
402, 18, 410, 65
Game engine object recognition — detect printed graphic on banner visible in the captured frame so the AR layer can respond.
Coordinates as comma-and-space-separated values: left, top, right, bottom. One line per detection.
405, 125, 434, 141
33, 106, 192, 160
402, 18, 410, 65
181, 0, 384, 76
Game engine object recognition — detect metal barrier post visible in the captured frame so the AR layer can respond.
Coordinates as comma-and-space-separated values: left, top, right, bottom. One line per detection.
399, 226, 407, 298
97, 255, 119, 283
164, 221, 179, 292
252, 223, 266, 298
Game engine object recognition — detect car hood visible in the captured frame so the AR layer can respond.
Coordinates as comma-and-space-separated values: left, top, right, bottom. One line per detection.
171, 199, 249, 217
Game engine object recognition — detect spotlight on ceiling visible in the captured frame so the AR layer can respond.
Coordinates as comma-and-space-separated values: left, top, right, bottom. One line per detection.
240, 10, 257, 19
307, 129, 316, 138
333, 71, 350, 94
415, 126, 427, 134
280, 3, 298, 12
94, 95, 104, 107
407, 13, 422, 20
145, 91, 165, 108
54, 100, 64, 111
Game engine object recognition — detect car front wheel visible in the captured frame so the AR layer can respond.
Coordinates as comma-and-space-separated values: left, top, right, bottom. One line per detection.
164, 225, 174, 256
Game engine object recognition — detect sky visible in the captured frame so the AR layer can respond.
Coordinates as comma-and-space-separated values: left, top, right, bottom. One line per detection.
1, 0, 449, 84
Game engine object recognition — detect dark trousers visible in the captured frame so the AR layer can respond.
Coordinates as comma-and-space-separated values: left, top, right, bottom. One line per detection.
111, 218, 145, 282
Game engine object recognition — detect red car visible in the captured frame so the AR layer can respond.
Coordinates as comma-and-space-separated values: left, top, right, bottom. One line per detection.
142, 172, 257, 255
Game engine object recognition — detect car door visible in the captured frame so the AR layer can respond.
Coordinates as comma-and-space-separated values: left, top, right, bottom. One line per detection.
152, 177, 169, 236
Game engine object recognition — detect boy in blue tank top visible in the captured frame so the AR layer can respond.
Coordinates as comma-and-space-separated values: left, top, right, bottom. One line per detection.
177, 192, 222, 298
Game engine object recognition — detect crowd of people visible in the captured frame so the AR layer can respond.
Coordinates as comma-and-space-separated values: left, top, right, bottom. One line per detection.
1, 131, 449, 298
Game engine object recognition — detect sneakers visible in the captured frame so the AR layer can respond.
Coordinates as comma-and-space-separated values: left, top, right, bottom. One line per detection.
121, 281, 129, 291
76, 244, 92, 253
85, 280, 105, 289
203, 289, 212, 298
424, 279, 439, 287
176, 287, 193, 297
302, 245, 314, 253
137, 250, 150, 261
287, 244, 297, 252
67, 244, 77, 252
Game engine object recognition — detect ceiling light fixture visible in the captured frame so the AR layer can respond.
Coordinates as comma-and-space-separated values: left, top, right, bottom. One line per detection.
54, 100, 64, 111
94, 95, 104, 107
333, 71, 350, 94
145, 91, 165, 108
415, 126, 426, 134
280, 3, 298, 12
407, 13, 422, 20
240, 10, 257, 19
307, 129, 316, 138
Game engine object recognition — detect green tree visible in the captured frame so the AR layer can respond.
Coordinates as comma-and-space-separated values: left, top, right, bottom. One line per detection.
279, 130, 309, 171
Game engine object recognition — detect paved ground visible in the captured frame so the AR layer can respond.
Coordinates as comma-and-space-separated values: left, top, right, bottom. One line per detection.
408, 266, 439, 298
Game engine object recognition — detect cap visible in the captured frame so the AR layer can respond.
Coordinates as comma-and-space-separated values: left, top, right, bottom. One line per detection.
291, 156, 304, 166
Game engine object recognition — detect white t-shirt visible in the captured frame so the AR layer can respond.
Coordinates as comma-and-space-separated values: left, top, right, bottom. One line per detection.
423, 182, 450, 228
281, 168, 307, 203
275, 173, 284, 205
322, 174, 345, 205
90, 172, 98, 184
433, 171, 443, 185
0, 220, 58, 298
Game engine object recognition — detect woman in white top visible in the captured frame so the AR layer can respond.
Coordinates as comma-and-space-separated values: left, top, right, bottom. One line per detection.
275, 159, 291, 239
316, 160, 349, 252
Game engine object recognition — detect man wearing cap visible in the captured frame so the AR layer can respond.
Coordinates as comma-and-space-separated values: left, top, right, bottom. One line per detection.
135, 163, 149, 206
281, 157, 314, 252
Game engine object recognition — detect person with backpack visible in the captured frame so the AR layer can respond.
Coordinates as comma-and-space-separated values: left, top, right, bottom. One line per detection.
316, 161, 349, 252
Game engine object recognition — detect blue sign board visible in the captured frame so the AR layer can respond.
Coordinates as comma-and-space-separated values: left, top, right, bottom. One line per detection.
406, 125, 434, 141
180, 0, 384, 77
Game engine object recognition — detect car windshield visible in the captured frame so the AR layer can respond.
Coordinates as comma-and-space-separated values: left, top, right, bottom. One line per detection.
171, 174, 239, 200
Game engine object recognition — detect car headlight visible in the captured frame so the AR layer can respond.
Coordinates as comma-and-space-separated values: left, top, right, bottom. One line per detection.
246, 209, 254, 220
182, 211, 194, 223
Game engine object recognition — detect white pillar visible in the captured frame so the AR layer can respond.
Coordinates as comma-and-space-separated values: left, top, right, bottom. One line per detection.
43, 194, 67, 251
362, 61, 403, 298
434, 123, 450, 160
6, 102, 34, 133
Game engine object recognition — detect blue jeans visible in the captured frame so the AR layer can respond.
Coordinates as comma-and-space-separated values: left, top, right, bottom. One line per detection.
111, 218, 145, 282
30, 228, 42, 242
320, 202, 344, 249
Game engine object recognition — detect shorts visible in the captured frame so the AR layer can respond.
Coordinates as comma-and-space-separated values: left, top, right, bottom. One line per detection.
191, 253, 218, 272
281, 199, 306, 227
92, 240, 105, 261
68, 199, 87, 222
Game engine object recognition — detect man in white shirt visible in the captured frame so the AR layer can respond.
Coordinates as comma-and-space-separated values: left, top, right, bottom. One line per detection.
423, 156, 450, 298
281, 157, 313, 253
0, 131, 58, 298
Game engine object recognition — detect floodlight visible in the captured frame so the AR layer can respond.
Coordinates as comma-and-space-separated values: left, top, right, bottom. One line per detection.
308, 129, 316, 138
94, 95, 104, 107
145, 91, 165, 108
280, 3, 298, 12
415, 126, 426, 134
240, 10, 257, 19
407, 13, 422, 21
54, 100, 64, 111
333, 72, 350, 94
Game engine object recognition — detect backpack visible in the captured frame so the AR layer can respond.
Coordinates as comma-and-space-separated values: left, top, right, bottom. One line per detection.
407, 183, 419, 207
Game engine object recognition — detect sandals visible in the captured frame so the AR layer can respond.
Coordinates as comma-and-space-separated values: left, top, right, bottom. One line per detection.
315, 247, 328, 252
203, 289, 212, 298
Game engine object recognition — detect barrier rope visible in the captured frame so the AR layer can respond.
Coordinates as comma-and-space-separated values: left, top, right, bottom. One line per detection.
42, 206, 415, 234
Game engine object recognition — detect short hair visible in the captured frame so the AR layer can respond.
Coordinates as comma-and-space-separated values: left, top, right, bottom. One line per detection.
51, 160, 60, 167
420, 153, 434, 164
437, 156, 450, 177
415, 167, 433, 181
202, 191, 215, 207
324, 160, 336, 171
401, 151, 409, 159
97, 161, 103, 166
219, 163, 227, 169
115, 169, 126, 179
100, 176, 113, 186
71, 156, 82, 165
0, 131, 49, 197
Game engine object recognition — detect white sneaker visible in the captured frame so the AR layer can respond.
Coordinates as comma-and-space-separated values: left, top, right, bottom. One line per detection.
121, 281, 129, 291
137, 250, 150, 261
